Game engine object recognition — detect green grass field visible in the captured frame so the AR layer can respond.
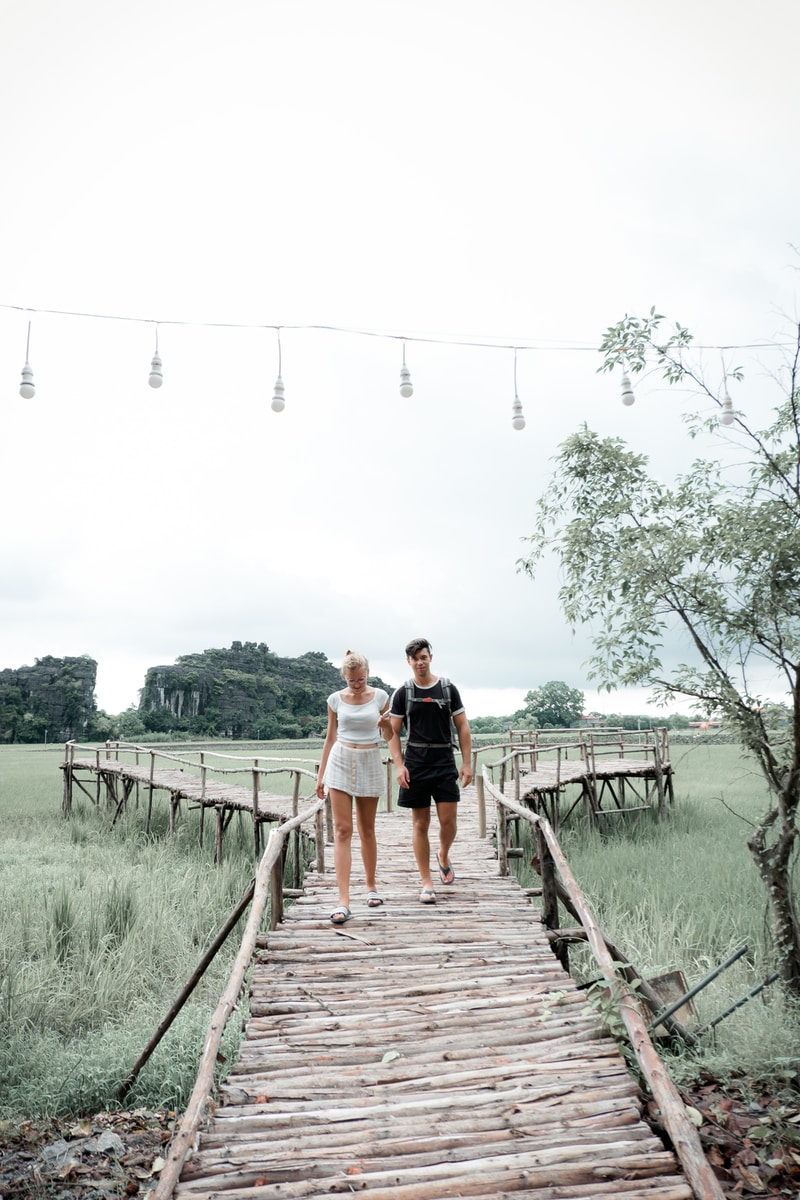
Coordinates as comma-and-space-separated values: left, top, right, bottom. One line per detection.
0, 744, 296, 1119
510, 739, 799, 1085
0, 738, 797, 1121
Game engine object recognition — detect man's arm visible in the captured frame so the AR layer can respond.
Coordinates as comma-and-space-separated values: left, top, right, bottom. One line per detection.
453, 711, 473, 787
387, 714, 410, 788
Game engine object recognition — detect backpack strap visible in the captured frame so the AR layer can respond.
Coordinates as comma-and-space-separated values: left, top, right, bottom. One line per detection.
404, 677, 456, 748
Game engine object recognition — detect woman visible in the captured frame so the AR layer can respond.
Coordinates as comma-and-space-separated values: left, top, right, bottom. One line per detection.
317, 650, 391, 925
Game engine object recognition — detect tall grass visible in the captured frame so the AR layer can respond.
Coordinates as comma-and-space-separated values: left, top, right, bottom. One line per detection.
2, 738, 797, 1122
510, 740, 800, 1085
0, 743, 314, 1120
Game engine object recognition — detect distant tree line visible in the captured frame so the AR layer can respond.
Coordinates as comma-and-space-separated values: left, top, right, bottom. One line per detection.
469, 680, 692, 735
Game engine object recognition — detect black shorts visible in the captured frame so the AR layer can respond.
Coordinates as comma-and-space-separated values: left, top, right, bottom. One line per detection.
397, 762, 460, 809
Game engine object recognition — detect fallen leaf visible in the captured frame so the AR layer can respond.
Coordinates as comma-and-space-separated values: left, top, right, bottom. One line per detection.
734, 1163, 767, 1192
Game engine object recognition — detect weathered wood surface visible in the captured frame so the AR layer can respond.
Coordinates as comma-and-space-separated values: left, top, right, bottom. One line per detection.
513, 756, 672, 794
172, 792, 694, 1200
65, 756, 301, 823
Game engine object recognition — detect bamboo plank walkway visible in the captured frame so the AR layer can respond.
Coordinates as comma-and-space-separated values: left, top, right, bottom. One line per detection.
173, 788, 693, 1200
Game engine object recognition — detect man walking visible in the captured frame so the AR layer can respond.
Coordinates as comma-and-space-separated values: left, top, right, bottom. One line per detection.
385, 638, 473, 904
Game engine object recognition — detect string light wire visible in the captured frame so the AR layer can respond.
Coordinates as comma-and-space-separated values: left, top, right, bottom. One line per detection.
3, 301, 787, 354
3, 301, 790, 428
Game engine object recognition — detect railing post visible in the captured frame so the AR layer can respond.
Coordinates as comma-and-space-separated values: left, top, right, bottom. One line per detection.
269, 855, 283, 930
62, 742, 73, 816
146, 751, 156, 834
652, 735, 666, 816
385, 758, 393, 812
252, 764, 261, 859
196, 753, 207, 848
315, 806, 325, 875
535, 823, 567, 970
292, 772, 301, 889
475, 773, 486, 838
496, 797, 508, 876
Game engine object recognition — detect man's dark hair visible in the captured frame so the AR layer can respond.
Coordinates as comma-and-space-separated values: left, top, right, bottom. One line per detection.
405, 638, 432, 658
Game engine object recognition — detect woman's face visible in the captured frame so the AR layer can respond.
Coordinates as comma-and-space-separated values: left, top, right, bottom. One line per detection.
345, 670, 369, 695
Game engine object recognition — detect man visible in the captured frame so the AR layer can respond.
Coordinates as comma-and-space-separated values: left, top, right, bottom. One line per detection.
386, 638, 473, 904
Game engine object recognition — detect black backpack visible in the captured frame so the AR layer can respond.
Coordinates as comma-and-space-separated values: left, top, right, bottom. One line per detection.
403, 676, 457, 748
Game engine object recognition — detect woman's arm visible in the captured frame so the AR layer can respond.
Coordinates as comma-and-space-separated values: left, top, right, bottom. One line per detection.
316, 705, 338, 797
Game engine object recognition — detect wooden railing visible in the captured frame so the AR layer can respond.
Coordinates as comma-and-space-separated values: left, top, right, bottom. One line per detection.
483, 767, 723, 1200
148, 796, 327, 1200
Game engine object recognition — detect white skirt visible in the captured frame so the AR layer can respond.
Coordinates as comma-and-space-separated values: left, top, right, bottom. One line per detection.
324, 742, 385, 797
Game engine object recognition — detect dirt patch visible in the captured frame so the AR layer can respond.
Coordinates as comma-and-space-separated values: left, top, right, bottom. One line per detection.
647, 1072, 800, 1198
0, 1110, 175, 1199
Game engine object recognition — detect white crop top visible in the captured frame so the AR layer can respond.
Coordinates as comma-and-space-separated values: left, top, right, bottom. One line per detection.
328, 688, 389, 744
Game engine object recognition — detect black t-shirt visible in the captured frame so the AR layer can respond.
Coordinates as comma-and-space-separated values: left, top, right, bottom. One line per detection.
390, 679, 464, 763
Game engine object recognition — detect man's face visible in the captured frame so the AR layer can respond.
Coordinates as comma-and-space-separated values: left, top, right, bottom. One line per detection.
408, 650, 432, 679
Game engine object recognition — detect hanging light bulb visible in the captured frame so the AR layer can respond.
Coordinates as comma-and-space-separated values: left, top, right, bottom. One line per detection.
271, 375, 285, 412
271, 329, 285, 412
620, 367, 635, 406
19, 320, 35, 399
148, 326, 163, 388
399, 340, 413, 397
720, 384, 735, 426
511, 349, 525, 430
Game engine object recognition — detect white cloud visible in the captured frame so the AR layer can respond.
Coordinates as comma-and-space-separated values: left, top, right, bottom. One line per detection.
0, 0, 798, 719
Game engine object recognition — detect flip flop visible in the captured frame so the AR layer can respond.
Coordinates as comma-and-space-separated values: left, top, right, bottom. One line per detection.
330, 905, 351, 925
437, 853, 455, 885
366, 891, 384, 907
419, 888, 437, 905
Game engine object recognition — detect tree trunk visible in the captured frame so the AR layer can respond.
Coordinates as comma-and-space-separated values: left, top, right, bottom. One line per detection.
747, 791, 800, 998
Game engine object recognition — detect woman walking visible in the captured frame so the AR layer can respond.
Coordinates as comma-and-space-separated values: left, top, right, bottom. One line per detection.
317, 650, 391, 925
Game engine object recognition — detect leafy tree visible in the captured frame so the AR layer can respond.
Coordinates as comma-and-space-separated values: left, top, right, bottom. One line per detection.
117, 707, 147, 740
516, 681, 585, 728
519, 310, 800, 995
470, 715, 511, 735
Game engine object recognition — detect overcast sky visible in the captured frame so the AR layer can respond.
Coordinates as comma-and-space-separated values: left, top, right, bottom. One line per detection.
1, 0, 798, 720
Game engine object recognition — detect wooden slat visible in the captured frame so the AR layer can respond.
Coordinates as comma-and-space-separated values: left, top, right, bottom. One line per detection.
169, 794, 699, 1200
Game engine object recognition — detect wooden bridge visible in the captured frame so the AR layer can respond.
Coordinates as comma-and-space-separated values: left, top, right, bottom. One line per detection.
60, 728, 675, 863
487, 728, 674, 830
60, 741, 322, 861
130, 747, 723, 1200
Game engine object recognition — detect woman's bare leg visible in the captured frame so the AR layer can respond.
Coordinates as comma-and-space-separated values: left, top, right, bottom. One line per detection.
328, 788, 354, 906
354, 796, 379, 893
